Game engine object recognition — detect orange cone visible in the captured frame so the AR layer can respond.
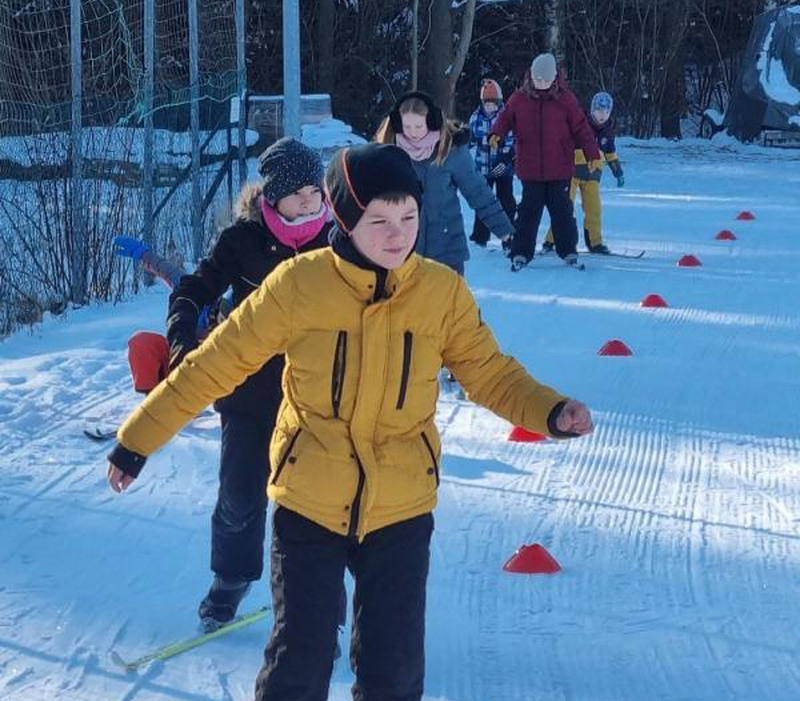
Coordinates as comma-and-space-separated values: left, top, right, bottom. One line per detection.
716, 229, 736, 240
641, 293, 668, 308
598, 339, 633, 356
508, 426, 548, 442
503, 544, 561, 574
677, 254, 702, 267
736, 210, 755, 220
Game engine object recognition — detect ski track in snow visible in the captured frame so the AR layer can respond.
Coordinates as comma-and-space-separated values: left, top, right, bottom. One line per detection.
2, 140, 800, 699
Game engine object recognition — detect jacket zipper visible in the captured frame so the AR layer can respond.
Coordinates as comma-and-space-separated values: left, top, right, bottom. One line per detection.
348, 451, 367, 538
538, 99, 544, 179
421, 431, 440, 487
396, 331, 413, 409
330, 330, 347, 418
270, 428, 302, 485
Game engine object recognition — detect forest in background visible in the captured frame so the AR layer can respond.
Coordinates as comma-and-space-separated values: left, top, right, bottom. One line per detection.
248, 0, 795, 139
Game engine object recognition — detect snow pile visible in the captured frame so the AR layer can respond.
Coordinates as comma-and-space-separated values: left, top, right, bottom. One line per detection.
757, 22, 800, 106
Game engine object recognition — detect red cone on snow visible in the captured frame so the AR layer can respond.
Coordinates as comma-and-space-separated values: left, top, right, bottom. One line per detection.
641, 293, 668, 308
508, 426, 548, 442
716, 229, 737, 240
598, 339, 633, 356
503, 544, 561, 574
736, 210, 756, 220
677, 254, 702, 267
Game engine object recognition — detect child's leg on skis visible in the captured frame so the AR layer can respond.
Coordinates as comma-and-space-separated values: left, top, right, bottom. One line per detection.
349, 513, 432, 701
495, 175, 517, 226
543, 177, 578, 251
200, 410, 275, 629
254, 507, 347, 701
210, 411, 274, 584
546, 179, 580, 260
511, 180, 547, 265
581, 180, 608, 253
469, 176, 493, 246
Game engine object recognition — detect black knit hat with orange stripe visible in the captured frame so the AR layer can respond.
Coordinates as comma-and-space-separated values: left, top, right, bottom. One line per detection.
324, 143, 423, 234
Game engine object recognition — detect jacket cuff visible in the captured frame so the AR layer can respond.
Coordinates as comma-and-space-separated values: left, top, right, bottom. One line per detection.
107, 442, 148, 479
546, 400, 580, 439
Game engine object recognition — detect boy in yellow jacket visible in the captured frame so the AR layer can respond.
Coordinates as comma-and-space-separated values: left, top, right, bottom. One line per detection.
543, 91, 625, 255
106, 143, 593, 701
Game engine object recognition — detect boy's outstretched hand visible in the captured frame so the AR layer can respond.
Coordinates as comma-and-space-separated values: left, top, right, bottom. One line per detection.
107, 463, 136, 493
555, 399, 594, 436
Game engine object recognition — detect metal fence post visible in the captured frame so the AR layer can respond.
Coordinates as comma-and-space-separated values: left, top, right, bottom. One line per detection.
142, 0, 155, 284
188, 0, 202, 262
236, 0, 247, 189
70, 0, 85, 304
283, 0, 300, 139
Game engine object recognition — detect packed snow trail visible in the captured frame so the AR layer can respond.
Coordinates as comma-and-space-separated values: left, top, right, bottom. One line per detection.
2, 138, 800, 700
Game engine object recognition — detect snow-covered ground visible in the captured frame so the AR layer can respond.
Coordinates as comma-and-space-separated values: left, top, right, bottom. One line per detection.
2, 137, 800, 700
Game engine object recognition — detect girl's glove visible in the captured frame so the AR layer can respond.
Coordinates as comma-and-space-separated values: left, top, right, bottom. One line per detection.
113, 236, 150, 262
490, 162, 510, 178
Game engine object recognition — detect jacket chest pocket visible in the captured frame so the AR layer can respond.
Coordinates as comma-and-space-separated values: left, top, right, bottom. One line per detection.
396, 331, 413, 409
331, 330, 348, 418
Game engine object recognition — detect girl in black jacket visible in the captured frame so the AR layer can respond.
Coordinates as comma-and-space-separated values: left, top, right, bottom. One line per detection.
166, 137, 333, 631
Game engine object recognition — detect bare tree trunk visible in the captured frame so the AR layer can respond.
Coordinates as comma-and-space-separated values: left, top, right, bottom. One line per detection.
422, 0, 476, 116
317, 0, 335, 95
544, 0, 566, 63
446, 0, 476, 104
426, 0, 453, 112
659, 0, 690, 138
411, 0, 419, 90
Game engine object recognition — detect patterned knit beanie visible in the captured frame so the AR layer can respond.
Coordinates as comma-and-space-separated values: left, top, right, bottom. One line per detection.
258, 137, 324, 205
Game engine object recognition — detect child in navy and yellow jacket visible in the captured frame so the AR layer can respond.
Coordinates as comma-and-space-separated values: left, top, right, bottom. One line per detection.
543, 91, 625, 255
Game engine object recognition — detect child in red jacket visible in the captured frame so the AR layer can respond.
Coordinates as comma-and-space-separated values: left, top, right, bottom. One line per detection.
490, 53, 602, 271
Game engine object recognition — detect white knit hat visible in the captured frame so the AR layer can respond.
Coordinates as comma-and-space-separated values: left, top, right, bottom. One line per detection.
531, 53, 557, 82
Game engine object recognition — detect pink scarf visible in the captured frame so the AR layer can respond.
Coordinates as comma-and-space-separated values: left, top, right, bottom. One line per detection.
396, 130, 441, 161
260, 197, 330, 250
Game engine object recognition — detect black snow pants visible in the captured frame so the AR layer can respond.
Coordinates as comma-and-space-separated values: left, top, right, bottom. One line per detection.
210, 410, 274, 582
511, 178, 579, 261
254, 506, 434, 701
470, 175, 517, 245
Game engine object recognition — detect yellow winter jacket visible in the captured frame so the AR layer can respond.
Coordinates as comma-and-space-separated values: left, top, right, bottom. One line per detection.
117, 249, 567, 539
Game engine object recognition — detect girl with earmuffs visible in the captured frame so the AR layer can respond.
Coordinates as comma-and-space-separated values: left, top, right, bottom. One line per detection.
374, 90, 514, 276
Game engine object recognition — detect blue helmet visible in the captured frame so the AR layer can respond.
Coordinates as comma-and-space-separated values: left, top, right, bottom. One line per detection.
591, 92, 614, 113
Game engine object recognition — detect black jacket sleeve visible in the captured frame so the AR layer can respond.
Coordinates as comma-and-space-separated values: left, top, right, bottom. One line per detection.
166, 229, 238, 368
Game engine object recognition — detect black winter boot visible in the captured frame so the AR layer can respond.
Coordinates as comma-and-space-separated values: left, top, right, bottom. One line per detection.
198, 576, 252, 632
